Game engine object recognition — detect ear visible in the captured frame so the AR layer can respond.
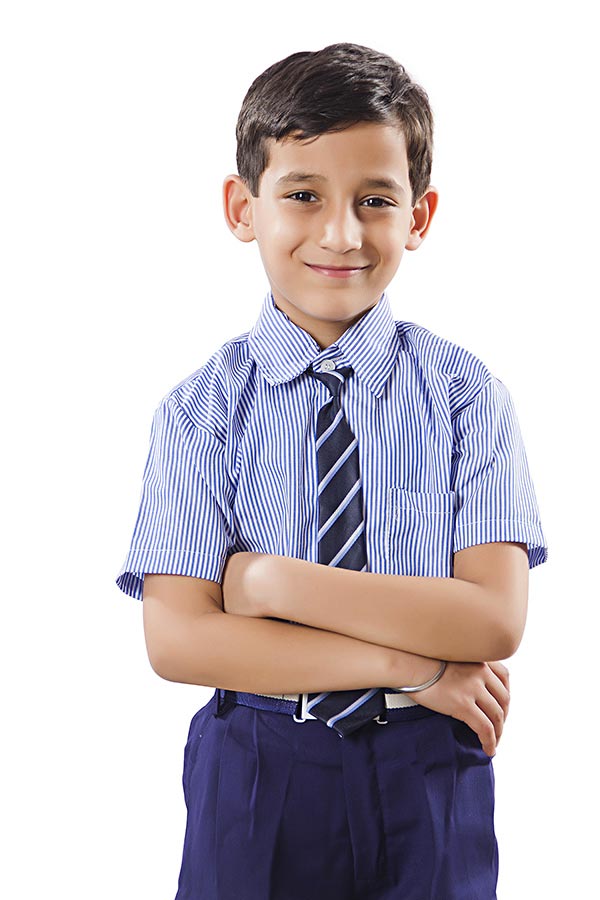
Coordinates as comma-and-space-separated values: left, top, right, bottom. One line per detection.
405, 186, 439, 251
223, 174, 257, 243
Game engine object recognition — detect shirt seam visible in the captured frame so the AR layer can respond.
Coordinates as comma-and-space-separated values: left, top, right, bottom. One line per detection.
455, 518, 542, 528
128, 548, 222, 555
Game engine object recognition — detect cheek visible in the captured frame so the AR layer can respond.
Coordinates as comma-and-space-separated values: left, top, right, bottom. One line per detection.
256, 218, 303, 257
270, 213, 306, 245
377, 223, 410, 260
265, 199, 299, 232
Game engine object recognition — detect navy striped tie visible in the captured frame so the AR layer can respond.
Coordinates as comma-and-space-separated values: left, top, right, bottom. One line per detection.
303, 362, 386, 737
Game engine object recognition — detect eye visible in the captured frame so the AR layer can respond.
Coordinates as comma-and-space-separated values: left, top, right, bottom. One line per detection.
287, 191, 317, 203
362, 196, 393, 208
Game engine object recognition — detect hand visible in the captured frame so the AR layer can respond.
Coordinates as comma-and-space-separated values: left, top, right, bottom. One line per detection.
221, 551, 268, 617
411, 660, 510, 758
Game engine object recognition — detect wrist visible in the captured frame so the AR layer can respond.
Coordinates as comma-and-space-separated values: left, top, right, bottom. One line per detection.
389, 651, 442, 691
399, 658, 446, 692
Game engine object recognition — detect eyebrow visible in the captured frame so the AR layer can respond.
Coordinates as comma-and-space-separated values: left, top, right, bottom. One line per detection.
275, 171, 406, 194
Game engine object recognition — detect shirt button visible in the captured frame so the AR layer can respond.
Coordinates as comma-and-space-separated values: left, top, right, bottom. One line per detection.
322, 360, 336, 371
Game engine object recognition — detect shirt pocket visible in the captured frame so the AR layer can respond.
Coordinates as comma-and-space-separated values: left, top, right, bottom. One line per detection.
385, 489, 456, 578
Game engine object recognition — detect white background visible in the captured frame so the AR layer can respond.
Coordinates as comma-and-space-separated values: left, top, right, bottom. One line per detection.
2, 1, 597, 897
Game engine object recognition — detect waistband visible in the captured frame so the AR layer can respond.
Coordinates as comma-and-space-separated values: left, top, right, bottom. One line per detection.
255, 689, 420, 709
211, 688, 437, 724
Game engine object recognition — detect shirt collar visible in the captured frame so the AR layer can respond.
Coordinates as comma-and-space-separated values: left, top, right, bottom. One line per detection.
247, 289, 400, 399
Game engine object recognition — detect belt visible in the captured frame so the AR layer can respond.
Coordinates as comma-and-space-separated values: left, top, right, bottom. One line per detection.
257, 690, 419, 710
211, 688, 427, 727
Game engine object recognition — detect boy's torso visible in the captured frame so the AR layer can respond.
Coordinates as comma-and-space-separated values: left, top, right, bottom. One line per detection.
167, 292, 493, 582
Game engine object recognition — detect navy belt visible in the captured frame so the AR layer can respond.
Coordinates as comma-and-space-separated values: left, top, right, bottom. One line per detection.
211, 688, 435, 729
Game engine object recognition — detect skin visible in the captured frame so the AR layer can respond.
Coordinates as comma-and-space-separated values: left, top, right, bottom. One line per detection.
222, 121, 439, 349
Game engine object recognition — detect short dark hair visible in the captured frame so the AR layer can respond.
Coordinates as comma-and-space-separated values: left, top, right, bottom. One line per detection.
235, 42, 434, 207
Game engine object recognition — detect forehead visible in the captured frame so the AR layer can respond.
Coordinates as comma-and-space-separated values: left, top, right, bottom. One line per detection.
262, 122, 410, 187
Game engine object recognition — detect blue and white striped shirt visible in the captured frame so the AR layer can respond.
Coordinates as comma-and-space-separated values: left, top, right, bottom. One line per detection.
115, 289, 548, 604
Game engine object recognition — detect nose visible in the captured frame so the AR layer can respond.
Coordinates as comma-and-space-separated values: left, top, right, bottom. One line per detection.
318, 202, 363, 254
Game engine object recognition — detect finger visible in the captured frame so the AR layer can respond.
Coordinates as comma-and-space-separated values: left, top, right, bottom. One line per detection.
466, 704, 497, 758
475, 690, 505, 749
484, 666, 511, 721
487, 661, 509, 691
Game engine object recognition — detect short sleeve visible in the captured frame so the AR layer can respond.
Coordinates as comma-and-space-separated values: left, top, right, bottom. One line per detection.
451, 376, 548, 569
115, 395, 235, 601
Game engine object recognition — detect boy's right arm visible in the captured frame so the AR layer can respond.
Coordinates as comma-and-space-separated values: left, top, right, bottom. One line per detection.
142, 573, 439, 695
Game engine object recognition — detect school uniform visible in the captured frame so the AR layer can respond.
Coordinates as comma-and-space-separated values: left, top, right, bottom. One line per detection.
116, 289, 548, 899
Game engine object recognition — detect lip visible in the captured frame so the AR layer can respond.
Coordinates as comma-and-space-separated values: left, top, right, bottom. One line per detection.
306, 263, 369, 279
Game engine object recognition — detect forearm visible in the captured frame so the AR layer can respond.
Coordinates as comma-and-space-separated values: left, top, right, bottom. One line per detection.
258, 556, 505, 662
158, 609, 437, 694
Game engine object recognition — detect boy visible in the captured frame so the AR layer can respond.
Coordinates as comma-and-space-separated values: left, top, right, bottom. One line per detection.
116, 43, 548, 899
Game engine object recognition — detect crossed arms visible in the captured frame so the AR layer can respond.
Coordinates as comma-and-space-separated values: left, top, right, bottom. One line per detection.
142, 541, 528, 692
221, 541, 529, 663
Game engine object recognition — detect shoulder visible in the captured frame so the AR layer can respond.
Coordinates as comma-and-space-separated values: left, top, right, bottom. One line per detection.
395, 319, 496, 414
156, 330, 253, 440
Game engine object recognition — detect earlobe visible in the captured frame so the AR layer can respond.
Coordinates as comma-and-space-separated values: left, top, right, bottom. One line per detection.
222, 174, 256, 243
405, 186, 439, 251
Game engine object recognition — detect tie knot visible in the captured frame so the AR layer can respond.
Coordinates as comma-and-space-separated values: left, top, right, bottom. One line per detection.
308, 363, 353, 404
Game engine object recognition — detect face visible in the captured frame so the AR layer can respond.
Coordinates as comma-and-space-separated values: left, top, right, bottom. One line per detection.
224, 121, 437, 349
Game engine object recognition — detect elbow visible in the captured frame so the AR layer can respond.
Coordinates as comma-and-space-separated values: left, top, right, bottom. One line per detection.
142, 623, 172, 680
145, 637, 178, 681
499, 623, 525, 660
147, 650, 178, 682
142, 573, 225, 684
148, 643, 196, 686
152, 611, 224, 685
484, 584, 528, 661
460, 625, 518, 664
149, 645, 209, 686
496, 598, 528, 661
492, 634, 517, 662
143, 610, 217, 684
144, 627, 178, 681
491, 619, 524, 661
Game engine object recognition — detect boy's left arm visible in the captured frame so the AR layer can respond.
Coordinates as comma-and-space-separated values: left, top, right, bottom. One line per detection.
226, 542, 529, 663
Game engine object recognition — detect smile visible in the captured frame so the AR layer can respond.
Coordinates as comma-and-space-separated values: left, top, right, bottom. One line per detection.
306, 264, 369, 279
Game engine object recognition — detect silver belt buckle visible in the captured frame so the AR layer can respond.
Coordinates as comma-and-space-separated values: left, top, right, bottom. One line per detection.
292, 692, 318, 722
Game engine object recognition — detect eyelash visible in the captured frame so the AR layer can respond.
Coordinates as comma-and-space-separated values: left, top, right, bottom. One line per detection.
286, 191, 393, 208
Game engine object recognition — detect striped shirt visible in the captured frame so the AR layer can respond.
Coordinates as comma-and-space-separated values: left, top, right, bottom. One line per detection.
116, 289, 548, 611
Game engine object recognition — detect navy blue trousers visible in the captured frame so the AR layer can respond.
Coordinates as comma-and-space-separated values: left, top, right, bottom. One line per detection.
174, 690, 498, 899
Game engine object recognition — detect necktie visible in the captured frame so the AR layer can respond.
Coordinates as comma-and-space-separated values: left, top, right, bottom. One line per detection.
303, 362, 386, 737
